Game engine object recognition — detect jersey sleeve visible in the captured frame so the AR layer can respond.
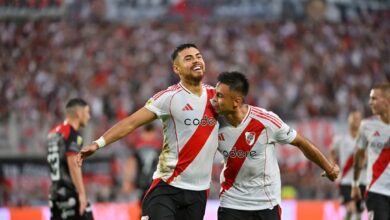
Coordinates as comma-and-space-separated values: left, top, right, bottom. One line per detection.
356, 121, 368, 150
65, 130, 83, 154
267, 112, 297, 144
144, 90, 171, 118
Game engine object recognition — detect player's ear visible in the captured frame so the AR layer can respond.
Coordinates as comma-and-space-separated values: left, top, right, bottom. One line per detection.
232, 95, 242, 108
236, 95, 244, 105
75, 107, 83, 119
172, 60, 180, 75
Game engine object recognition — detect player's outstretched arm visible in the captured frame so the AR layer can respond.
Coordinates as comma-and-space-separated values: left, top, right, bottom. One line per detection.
77, 107, 157, 166
290, 133, 340, 181
351, 148, 366, 200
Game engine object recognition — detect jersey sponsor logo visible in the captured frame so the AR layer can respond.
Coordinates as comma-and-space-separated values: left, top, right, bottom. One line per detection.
182, 103, 194, 111
373, 131, 380, 136
245, 132, 256, 146
184, 116, 217, 126
371, 138, 390, 152
222, 149, 257, 159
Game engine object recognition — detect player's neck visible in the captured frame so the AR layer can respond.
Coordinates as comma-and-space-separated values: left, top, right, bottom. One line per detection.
349, 128, 358, 138
225, 105, 248, 127
379, 110, 390, 124
180, 81, 202, 96
64, 118, 80, 131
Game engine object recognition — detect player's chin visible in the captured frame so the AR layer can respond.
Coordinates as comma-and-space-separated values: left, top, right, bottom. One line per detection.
189, 74, 203, 83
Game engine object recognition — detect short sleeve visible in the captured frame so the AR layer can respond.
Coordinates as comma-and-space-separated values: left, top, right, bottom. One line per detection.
144, 91, 171, 117
273, 122, 297, 144
66, 131, 82, 154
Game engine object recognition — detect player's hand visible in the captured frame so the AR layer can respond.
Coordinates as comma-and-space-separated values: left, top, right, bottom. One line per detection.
77, 143, 99, 166
78, 193, 87, 216
321, 164, 340, 181
351, 185, 362, 200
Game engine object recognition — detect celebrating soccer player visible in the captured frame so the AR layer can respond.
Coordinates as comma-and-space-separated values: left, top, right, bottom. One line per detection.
213, 71, 339, 220
78, 44, 219, 220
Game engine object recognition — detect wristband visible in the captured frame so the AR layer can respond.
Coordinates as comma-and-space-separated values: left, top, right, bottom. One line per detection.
93, 136, 106, 148
352, 180, 360, 187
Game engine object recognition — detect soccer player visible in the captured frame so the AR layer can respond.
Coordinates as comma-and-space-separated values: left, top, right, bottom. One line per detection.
213, 71, 339, 220
47, 98, 93, 220
351, 83, 390, 220
77, 43, 219, 220
330, 111, 366, 220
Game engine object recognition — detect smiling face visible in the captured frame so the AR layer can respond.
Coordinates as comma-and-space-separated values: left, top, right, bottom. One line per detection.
172, 47, 205, 84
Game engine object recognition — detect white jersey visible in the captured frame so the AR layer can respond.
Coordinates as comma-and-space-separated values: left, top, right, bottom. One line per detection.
218, 106, 297, 210
356, 116, 390, 196
332, 134, 367, 185
145, 83, 219, 191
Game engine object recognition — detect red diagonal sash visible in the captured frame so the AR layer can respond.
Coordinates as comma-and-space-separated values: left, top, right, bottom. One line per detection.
367, 148, 390, 191
166, 89, 217, 183
221, 119, 265, 193
341, 154, 354, 179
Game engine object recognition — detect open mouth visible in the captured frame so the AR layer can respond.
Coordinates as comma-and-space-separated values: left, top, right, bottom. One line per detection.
192, 65, 202, 71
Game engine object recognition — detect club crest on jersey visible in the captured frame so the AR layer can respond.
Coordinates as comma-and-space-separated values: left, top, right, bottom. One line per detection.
245, 132, 256, 146
145, 99, 153, 106
77, 136, 83, 145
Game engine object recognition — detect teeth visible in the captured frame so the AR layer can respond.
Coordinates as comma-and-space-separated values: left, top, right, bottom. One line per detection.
193, 66, 201, 70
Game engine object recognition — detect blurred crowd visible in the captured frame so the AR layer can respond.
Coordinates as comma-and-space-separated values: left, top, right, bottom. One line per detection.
1, 11, 389, 125
0, 10, 389, 205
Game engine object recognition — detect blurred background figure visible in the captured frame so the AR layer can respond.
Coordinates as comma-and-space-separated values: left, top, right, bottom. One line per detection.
352, 84, 390, 220
330, 111, 366, 220
47, 98, 94, 220
121, 123, 162, 202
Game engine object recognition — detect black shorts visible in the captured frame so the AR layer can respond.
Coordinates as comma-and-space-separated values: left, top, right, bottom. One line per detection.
365, 191, 390, 220
141, 179, 208, 220
49, 188, 93, 220
218, 205, 281, 220
339, 184, 366, 212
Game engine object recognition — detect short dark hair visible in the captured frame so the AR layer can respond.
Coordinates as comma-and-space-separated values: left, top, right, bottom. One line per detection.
65, 98, 88, 109
217, 71, 249, 96
171, 43, 198, 62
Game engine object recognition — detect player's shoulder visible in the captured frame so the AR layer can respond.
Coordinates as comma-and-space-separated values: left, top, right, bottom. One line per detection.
249, 106, 283, 128
49, 122, 72, 140
360, 116, 380, 127
202, 83, 215, 90
202, 83, 216, 97
151, 84, 183, 101
332, 134, 345, 143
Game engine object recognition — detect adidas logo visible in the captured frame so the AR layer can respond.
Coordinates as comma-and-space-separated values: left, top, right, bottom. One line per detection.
182, 103, 194, 111
218, 133, 225, 141
373, 131, 380, 137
